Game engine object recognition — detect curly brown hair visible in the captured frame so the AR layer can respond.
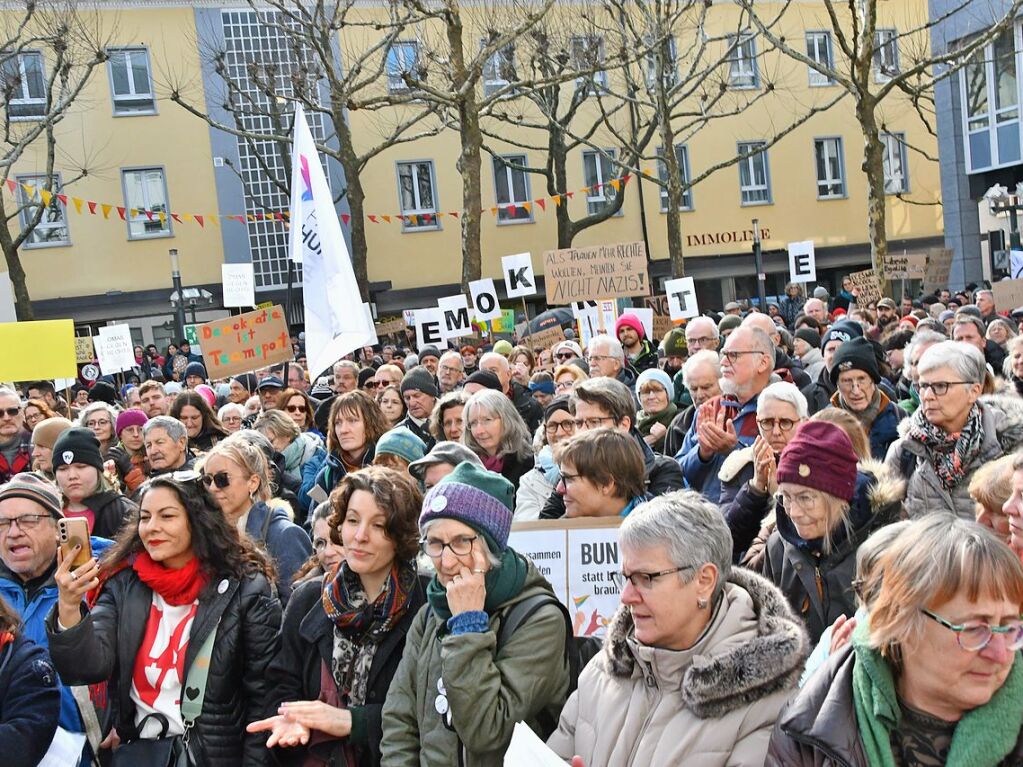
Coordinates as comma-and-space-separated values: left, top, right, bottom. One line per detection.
326, 390, 389, 456
327, 466, 422, 562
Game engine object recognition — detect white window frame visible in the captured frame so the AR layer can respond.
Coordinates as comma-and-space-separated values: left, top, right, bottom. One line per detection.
386, 40, 419, 93
737, 141, 771, 205
570, 35, 608, 93
814, 137, 846, 199
482, 41, 515, 97
805, 32, 834, 86
873, 29, 900, 83
961, 24, 1022, 174
395, 160, 439, 231
583, 149, 623, 216
2, 50, 46, 120
16, 173, 70, 248
657, 145, 693, 211
644, 34, 677, 91
881, 132, 909, 194
107, 47, 156, 115
492, 154, 533, 224
121, 167, 173, 240
727, 33, 759, 89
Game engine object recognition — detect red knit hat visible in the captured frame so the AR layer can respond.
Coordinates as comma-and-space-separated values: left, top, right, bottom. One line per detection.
615, 312, 646, 340
776, 421, 858, 502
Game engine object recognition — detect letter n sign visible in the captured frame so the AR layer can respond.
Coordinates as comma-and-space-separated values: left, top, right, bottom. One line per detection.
502, 253, 537, 299
788, 240, 816, 283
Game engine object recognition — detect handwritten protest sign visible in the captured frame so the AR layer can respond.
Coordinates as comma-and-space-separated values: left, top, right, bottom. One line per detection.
923, 248, 953, 294
523, 324, 566, 354
96, 325, 136, 375
882, 253, 927, 280
0, 319, 77, 381
543, 242, 649, 304
374, 317, 407, 336
644, 295, 676, 339
992, 279, 1023, 312
848, 268, 883, 306
222, 263, 256, 308
198, 305, 292, 379
75, 336, 95, 363
509, 517, 622, 638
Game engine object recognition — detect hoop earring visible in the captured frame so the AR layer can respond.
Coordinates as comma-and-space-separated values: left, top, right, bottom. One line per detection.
697, 597, 708, 609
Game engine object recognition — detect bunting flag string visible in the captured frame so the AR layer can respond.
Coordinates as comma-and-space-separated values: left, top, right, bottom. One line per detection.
0, 174, 631, 233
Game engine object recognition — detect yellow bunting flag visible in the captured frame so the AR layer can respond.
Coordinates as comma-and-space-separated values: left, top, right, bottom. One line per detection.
101, 204, 112, 219
72, 197, 83, 214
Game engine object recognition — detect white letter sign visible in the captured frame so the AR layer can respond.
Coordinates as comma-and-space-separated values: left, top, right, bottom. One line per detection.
468, 278, 503, 321
502, 253, 537, 298
788, 240, 816, 283
664, 277, 699, 320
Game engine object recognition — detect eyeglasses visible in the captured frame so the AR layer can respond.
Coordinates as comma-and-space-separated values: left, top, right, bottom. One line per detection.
721, 350, 765, 364
776, 490, 820, 510
686, 336, 717, 348
420, 534, 478, 558
556, 352, 575, 360
757, 417, 797, 433
921, 608, 1023, 652
545, 420, 576, 436
468, 416, 500, 430
0, 407, 21, 418
285, 405, 307, 413
0, 513, 51, 533
201, 471, 233, 489
573, 416, 616, 430
587, 355, 614, 365
555, 381, 574, 392
313, 537, 330, 553
837, 377, 873, 393
610, 566, 694, 590
917, 381, 976, 396
639, 387, 667, 398
440, 365, 463, 376
363, 381, 383, 389
85, 419, 111, 428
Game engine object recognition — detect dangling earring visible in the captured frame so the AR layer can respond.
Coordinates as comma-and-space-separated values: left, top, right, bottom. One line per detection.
697, 597, 708, 609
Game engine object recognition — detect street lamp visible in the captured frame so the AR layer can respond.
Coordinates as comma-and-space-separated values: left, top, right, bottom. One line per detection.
751, 218, 767, 310
169, 248, 187, 344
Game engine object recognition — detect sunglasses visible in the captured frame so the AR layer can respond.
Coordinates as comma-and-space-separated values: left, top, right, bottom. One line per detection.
0, 407, 20, 418
285, 405, 307, 413
201, 471, 232, 489
363, 381, 383, 389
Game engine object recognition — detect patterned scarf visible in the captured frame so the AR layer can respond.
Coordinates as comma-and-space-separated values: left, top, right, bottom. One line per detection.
322, 558, 418, 706
906, 403, 983, 491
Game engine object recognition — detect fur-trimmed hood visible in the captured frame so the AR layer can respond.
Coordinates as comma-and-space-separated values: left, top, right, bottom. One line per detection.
601, 568, 808, 719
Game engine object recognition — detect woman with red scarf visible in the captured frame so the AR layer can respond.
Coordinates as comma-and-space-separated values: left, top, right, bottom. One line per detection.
248, 466, 426, 766
46, 472, 282, 766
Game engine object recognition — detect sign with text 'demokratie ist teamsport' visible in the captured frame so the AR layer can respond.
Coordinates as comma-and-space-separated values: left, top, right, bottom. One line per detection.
198, 305, 293, 379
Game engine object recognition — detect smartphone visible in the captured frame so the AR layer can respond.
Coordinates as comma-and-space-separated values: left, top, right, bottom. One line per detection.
58, 518, 93, 571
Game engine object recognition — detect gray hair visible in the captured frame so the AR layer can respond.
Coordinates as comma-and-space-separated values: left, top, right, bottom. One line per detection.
682, 350, 721, 388
310, 500, 333, 528
684, 316, 719, 340
918, 340, 985, 383
218, 403, 245, 421
0, 386, 19, 402
757, 381, 808, 419
333, 360, 359, 376
462, 389, 532, 460
254, 409, 301, 441
571, 376, 636, 424
953, 314, 986, 339
439, 350, 464, 369
143, 415, 187, 442
420, 518, 502, 569
905, 329, 946, 364
78, 401, 119, 429
589, 334, 625, 362
620, 489, 732, 603
988, 317, 1018, 341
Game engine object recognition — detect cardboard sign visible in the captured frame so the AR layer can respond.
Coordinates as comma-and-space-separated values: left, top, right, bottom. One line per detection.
543, 242, 649, 304
992, 279, 1023, 312
96, 325, 136, 375
787, 240, 816, 283
882, 253, 927, 280
923, 248, 953, 293
374, 317, 407, 336
523, 324, 566, 354
198, 305, 293, 379
0, 319, 77, 381
438, 294, 473, 340
75, 336, 95, 363
469, 278, 503, 322
502, 253, 537, 299
222, 263, 256, 308
664, 276, 699, 320
413, 307, 444, 349
644, 295, 676, 340
848, 268, 883, 306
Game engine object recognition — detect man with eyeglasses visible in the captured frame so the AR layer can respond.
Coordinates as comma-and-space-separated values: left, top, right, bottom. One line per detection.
0, 387, 30, 484
0, 472, 113, 750
663, 350, 722, 459
585, 335, 639, 404
478, 351, 543, 434
829, 336, 905, 460
437, 350, 466, 394
25, 380, 76, 420
675, 327, 774, 503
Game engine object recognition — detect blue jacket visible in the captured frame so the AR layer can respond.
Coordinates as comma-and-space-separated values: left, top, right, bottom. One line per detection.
311, 446, 375, 500
0, 536, 112, 734
298, 445, 329, 515
244, 501, 312, 605
829, 391, 906, 460
0, 633, 61, 766
676, 394, 760, 503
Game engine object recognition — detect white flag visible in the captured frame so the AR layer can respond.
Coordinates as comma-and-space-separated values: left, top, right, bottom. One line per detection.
290, 105, 374, 378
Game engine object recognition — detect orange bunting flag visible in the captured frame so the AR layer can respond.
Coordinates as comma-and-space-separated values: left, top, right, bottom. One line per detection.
449, 211, 460, 219
490, 207, 498, 216
521, 202, 531, 213
609, 179, 621, 192
368, 215, 378, 223
552, 195, 562, 207
580, 186, 590, 195
382, 215, 391, 224
209, 215, 219, 227
158, 212, 166, 225
101, 203, 111, 219
407, 214, 416, 226
340, 213, 351, 226
88, 201, 97, 215
534, 198, 546, 211
116, 207, 126, 220
39, 190, 52, 206
72, 198, 83, 214
21, 183, 34, 197
129, 209, 138, 219
642, 167, 655, 177
194, 215, 204, 228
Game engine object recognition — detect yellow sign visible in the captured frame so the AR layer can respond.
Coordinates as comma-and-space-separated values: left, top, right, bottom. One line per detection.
256, 301, 273, 310
0, 320, 77, 380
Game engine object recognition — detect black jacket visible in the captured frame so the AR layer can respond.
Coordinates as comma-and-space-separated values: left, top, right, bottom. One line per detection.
396, 414, 436, 453
267, 574, 428, 767
46, 567, 282, 767
498, 452, 535, 495
801, 367, 835, 416
80, 490, 137, 539
663, 404, 697, 459
509, 381, 543, 435
0, 634, 60, 767
987, 338, 1008, 374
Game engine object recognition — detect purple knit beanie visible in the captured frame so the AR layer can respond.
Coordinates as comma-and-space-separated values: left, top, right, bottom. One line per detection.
115, 408, 149, 437
776, 421, 858, 502
420, 461, 515, 551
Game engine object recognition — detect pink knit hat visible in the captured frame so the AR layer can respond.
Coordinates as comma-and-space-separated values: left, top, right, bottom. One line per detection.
195, 384, 217, 409
615, 312, 646, 340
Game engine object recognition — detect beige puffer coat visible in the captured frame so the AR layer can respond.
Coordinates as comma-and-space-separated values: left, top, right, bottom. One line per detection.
548, 568, 808, 766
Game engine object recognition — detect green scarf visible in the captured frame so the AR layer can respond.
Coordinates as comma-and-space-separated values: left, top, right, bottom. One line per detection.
426, 547, 528, 627
636, 404, 678, 452
852, 620, 1023, 767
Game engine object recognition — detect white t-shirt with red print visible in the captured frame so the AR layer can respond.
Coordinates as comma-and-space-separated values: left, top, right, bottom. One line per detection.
130, 594, 198, 738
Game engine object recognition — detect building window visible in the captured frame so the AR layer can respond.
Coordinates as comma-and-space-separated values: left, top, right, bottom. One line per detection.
737, 142, 771, 205
644, 34, 677, 91
1, 51, 46, 120
493, 154, 532, 223
881, 132, 909, 193
873, 29, 899, 83
805, 32, 834, 86
17, 174, 69, 247
583, 149, 622, 216
814, 137, 845, 199
570, 35, 608, 93
396, 161, 439, 230
386, 41, 418, 93
122, 167, 171, 239
727, 34, 759, 89
482, 42, 515, 97
108, 47, 155, 114
962, 26, 1021, 173
657, 145, 693, 211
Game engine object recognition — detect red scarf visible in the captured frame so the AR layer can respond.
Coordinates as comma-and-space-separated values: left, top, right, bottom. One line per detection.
483, 454, 505, 473
132, 551, 208, 606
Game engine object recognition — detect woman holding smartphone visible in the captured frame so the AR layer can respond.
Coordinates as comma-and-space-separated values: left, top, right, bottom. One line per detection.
45, 472, 282, 766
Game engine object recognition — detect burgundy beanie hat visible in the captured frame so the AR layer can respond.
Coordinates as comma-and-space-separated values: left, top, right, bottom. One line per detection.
776, 421, 858, 502
115, 408, 149, 437
615, 313, 646, 340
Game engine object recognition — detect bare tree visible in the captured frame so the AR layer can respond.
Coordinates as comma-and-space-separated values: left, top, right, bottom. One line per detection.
0, 1, 110, 320
737, 0, 1023, 276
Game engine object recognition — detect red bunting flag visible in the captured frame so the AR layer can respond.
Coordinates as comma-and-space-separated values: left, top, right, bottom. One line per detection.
171, 213, 182, 223
368, 215, 378, 223
535, 198, 546, 211
116, 207, 126, 220
56, 194, 67, 206
144, 210, 154, 221
194, 215, 204, 228
340, 213, 350, 225
449, 211, 460, 218
87, 201, 97, 214
5, 180, 14, 194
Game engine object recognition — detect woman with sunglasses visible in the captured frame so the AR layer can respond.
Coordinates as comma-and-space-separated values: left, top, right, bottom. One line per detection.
169, 391, 230, 455
202, 437, 312, 604
250, 467, 426, 766
769, 515, 1023, 766
46, 472, 282, 767
278, 388, 319, 436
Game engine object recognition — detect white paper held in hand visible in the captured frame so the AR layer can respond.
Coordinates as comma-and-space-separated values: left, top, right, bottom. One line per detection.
503, 721, 565, 766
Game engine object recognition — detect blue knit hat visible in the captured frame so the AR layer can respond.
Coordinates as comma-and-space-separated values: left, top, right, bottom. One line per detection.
636, 368, 673, 396
184, 361, 207, 380
420, 462, 515, 551
375, 427, 426, 465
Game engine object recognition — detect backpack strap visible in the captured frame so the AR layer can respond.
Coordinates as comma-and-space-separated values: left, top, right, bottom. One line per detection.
180, 618, 219, 731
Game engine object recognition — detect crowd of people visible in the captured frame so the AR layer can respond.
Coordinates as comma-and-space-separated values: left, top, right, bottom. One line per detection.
2, 277, 1023, 765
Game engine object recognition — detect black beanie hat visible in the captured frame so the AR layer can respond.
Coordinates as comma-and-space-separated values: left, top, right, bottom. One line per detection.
400, 367, 439, 398
51, 427, 105, 473
88, 380, 118, 406
464, 370, 503, 391
358, 368, 376, 388
829, 336, 880, 386
231, 373, 257, 393
794, 327, 822, 350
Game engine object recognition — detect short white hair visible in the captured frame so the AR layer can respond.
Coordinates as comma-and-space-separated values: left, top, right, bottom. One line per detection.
757, 381, 808, 419
218, 403, 244, 421
685, 316, 719, 340
589, 334, 625, 362
682, 350, 720, 387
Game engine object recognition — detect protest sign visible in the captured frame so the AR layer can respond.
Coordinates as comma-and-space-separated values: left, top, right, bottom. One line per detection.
882, 253, 927, 280
438, 294, 473, 339
96, 325, 136, 375
923, 248, 953, 293
992, 279, 1023, 313
502, 253, 537, 299
256, 300, 273, 310
75, 336, 95, 363
787, 241, 816, 283
644, 295, 676, 340
221, 263, 256, 308
543, 242, 649, 304
413, 307, 445, 348
522, 324, 566, 353
509, 517, 622, 638
0, 319, 77, 381
374, 317, 407, 336
848, 268, 883, 306
1011, 251, 1023, 279
469, 278, 503, 321
0, 272, 15, 324
183, 324, 202, 351
491, 309, 516, 334
198, 305, 293, 379
664, 276, 699, 320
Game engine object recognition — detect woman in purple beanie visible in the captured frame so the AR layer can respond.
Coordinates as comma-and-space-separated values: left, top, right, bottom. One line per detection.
107, 408, 149, 492
761, 420, 903, 643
